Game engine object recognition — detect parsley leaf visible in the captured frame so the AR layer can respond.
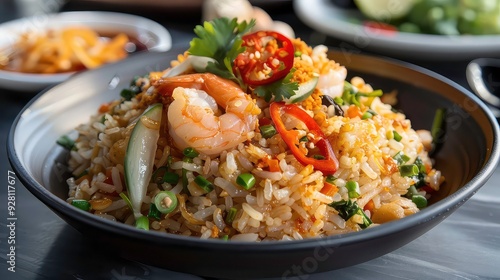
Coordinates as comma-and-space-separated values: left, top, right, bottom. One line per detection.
188, 17, 255, 84
254, 69, 299, 102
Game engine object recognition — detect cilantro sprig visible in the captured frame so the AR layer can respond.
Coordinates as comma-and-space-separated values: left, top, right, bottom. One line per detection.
187, 17, 300, 102
253, 69, 299, 102
188, 17, 255, 86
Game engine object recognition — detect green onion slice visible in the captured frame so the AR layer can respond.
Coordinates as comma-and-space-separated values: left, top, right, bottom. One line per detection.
393, 130, 403, 142
260, 124, 277, 139
236, 173, 256, 190
71, 199, 91, 211
135, 215, 149, 230
183, 147, 199, 158
346, 180, 360, 198
225, 207, 237, 224
154, 191, 178, 214
147, 203, 162, 220
194, 175, 214, 193
399, 164, 419, 177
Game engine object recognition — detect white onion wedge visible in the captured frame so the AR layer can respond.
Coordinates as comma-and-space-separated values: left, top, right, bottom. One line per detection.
124, 103, 163, 219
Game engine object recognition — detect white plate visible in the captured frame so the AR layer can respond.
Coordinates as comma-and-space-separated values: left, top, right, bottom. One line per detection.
294, 0, 500, 60
0, 11, 172, 92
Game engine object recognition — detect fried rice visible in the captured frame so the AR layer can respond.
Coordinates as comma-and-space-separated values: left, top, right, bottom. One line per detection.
63, 32, 444, 242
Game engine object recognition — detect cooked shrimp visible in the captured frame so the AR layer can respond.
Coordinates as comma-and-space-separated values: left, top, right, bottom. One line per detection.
309, 45, 347, 98
154, 73, 261, 156
317, 66, 347, 98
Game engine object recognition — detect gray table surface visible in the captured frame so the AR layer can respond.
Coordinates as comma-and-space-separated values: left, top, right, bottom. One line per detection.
0, 1, 499, 279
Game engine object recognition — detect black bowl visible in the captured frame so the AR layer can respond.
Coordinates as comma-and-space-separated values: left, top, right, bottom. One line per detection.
8, 48, 500, 278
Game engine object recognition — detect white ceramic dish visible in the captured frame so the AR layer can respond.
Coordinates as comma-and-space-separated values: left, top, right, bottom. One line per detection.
0, 11, 171, 92
294, 0, 500, 60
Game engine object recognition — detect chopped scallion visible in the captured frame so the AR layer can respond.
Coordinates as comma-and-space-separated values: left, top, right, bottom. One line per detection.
325, 175, 337, 184
154, 191, 178, 214
393, 130, 403, 142
119, 192, 134, 211
147, 203, 162, 220
56, 135, 75, 150
294, 51, 302, 57
346, 180, 360, 198
430, 108, 447, 155
151, 166, 168, 184
194, 175, 214, 192
71, 199, 91, 211
361, 111, 373, 120
393, 151, 410, 165
225, 207, 237, 224
236, 173, 256, 190
313, 154, 325, 160
299, 136, 309, 142
334, 97, 344, 105
399, 164, 419, 177
260, 124, 277, 139
183, 147, 199, 158
163, 172, 180, 185
135, 215, 149, 230
221, 234, 229, 241
412, 194, 428, 209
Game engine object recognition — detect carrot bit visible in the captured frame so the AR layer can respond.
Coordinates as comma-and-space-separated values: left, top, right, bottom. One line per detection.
320, 182, 338, 197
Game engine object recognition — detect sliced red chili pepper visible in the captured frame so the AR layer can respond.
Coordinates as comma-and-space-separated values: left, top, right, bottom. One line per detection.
269, 102, 339, 175
234, 31, 294, 86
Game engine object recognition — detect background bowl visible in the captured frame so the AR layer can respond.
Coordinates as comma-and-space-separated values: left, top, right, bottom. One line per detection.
8, 49, 500, 278
0, 11, 171, 92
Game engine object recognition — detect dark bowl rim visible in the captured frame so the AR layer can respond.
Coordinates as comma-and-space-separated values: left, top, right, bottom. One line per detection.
7, 49, 500, 252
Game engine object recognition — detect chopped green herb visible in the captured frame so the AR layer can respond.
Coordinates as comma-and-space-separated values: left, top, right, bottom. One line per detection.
334, 97, 344, 105
341, 81, 383, 107
430, 108, 447, 155
163, 172, 180, 185
236, 173, 256, 190
299, 136, 309, 142
154, 191, 178, 214
313, 155, 325, 160
225, 207, 238, 224
188, 17, 255, 86
260, 124, 277, 139
71, 199, 91, 211
135, 215, 149, 230
151, 166, 168, 184
119, 192, 134, 211
399, 164, 419, 177
325, 175, 337, 184
346, 180, 360, 198
194, 175, 214, 193
221, 234, 229, 241
253, 69, 299, 102
412, 194, 428, 209
393, 151, 410, 165
147, 203, 162, 220
328, 199, 372, 229
393, 130, 403, 142
56, 135, 75, 150
361, 111, 373, 120
183, 147, 199, 158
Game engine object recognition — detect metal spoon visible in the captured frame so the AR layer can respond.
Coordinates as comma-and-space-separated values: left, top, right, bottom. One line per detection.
466, 58, 500, 118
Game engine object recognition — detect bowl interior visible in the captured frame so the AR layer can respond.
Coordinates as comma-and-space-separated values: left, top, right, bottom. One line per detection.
8, 49, 500, 277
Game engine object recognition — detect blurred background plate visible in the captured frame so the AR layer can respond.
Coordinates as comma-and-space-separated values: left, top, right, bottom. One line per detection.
69, 0, 292, 13
0, 11, 171, 92
294, 0, 500, 60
